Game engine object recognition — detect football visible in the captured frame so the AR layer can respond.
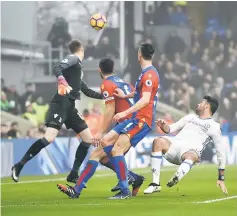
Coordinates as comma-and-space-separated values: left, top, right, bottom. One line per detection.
90, 13, 107, 30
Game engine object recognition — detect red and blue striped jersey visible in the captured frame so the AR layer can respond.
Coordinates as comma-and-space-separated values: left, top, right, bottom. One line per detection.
100, 75, 134, 121
133, 65, 160, 129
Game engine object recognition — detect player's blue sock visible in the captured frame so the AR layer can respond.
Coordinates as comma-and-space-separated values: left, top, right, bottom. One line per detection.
101, 160, 136, 182
103, 145, 113, 155
111, 155, 129, 194
74, 160, 98, 194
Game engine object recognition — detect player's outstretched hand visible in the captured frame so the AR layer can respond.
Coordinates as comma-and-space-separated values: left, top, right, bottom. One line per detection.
94, 132, 103, 141
155, 119, 166, 127
57, 76, 72, 95
92, 137, 100, 147
114, 88, 126, 98
113, 111, 127, 123
216, 180, 228, 194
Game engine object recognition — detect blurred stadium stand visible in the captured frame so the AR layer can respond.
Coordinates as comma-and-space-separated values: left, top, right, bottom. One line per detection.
1, 1, 237, 137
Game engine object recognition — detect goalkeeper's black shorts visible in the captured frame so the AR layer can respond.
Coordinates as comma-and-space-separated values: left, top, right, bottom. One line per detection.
45, 94, 87, 133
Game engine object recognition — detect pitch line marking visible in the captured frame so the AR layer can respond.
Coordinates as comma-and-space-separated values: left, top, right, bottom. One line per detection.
192, 196, 237, 204
1, 168, 177, 185
1, 203, 103, 208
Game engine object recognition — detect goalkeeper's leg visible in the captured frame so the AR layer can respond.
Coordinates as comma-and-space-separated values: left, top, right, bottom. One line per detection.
11, 127, 59, 182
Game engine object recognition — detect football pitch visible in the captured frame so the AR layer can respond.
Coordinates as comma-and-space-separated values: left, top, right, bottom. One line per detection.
1, 165, 237, 216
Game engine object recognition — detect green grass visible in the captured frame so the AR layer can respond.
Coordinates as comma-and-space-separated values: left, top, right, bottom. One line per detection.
1, 165, 237, 216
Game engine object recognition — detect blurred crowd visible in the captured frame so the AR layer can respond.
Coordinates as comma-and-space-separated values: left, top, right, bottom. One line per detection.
145, 2, 189, 27
47, 16, 118, 70
155, 29, 237, 132
1, 80, 49, 138
2, 1, 237, 138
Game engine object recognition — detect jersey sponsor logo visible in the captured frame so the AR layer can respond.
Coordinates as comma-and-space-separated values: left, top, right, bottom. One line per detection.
61, 59, 69, 63
103, 91, 109, 98
188, 120, 210, 133
145, 79, 152, 86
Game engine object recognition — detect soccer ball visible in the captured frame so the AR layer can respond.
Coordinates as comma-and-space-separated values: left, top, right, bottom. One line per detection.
90, 13, 107, 30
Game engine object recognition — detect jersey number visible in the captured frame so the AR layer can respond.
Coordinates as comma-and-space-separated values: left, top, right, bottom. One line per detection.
124, 85, 134, 105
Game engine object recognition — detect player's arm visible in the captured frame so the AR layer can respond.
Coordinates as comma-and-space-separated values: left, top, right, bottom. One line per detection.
100, 102, 115, 133
95, 83, 116, 139
53, 56, 78, 95
210, 126, 228, 194
81, 80, 103, 99
123, 92, 151, 116
156, 114, 192, 134
114, 88, 135, 98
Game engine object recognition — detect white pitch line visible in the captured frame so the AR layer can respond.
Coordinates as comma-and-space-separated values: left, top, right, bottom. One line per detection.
1, 168, 176, 185
1, 203, 103, 208
192, 196, 237, 204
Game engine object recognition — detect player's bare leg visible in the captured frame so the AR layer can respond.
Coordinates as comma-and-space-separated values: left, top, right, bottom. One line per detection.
11, 127, 59, 182
144, 137, 171, 194
67, 128, 96, 183
167, 151, 199, 187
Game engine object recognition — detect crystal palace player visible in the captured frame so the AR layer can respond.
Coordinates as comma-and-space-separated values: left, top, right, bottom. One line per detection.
11, 40, 104, 182
57, 43, 160, 199
57, 57, 145, 197
67, 57, 144, 191
144, 96, 228, 194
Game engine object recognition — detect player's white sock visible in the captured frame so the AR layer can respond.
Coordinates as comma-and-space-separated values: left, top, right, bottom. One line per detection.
151, 151, 162, 185
176, 159, 193, 181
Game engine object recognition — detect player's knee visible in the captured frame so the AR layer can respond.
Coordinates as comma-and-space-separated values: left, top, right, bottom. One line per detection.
44, 127, 58, 143
152, 137, 164, 152
182, 151, 199, 162
111, 144, 123, 156
100, 137, 110, 147
89, 152, 100, 162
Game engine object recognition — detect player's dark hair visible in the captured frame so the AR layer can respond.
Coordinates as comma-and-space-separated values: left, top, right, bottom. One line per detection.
139, 43, 155, 60
99, 58, 114, 75
68, 40, 82, 53
203, 95, 219, 115
11, 121, 18, 127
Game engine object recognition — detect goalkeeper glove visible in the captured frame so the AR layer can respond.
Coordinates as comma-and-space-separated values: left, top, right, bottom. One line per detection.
57, 76, 72, 95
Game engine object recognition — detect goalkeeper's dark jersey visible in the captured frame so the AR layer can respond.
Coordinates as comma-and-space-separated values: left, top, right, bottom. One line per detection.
53, 54, 102, 100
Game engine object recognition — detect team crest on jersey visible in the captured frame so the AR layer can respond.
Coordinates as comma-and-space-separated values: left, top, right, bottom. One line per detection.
103, 91, 109, 98
145, 79, 152, 86
138, 122, 143, 128
101, 85, 104, 90
148, 74, 152, 78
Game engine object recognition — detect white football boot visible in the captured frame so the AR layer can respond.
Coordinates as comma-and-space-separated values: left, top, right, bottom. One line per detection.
144, 183, 161, 194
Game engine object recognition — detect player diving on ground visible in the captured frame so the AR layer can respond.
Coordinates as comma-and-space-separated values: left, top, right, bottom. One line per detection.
144, 96, 228, 194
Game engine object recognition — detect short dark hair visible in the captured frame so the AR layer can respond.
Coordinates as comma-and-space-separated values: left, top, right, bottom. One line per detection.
203, 95, 219, 115
11, 121, 18, 127
68, 40, 82, 53
99, 58, 114, 75
139, 43, 155, 60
